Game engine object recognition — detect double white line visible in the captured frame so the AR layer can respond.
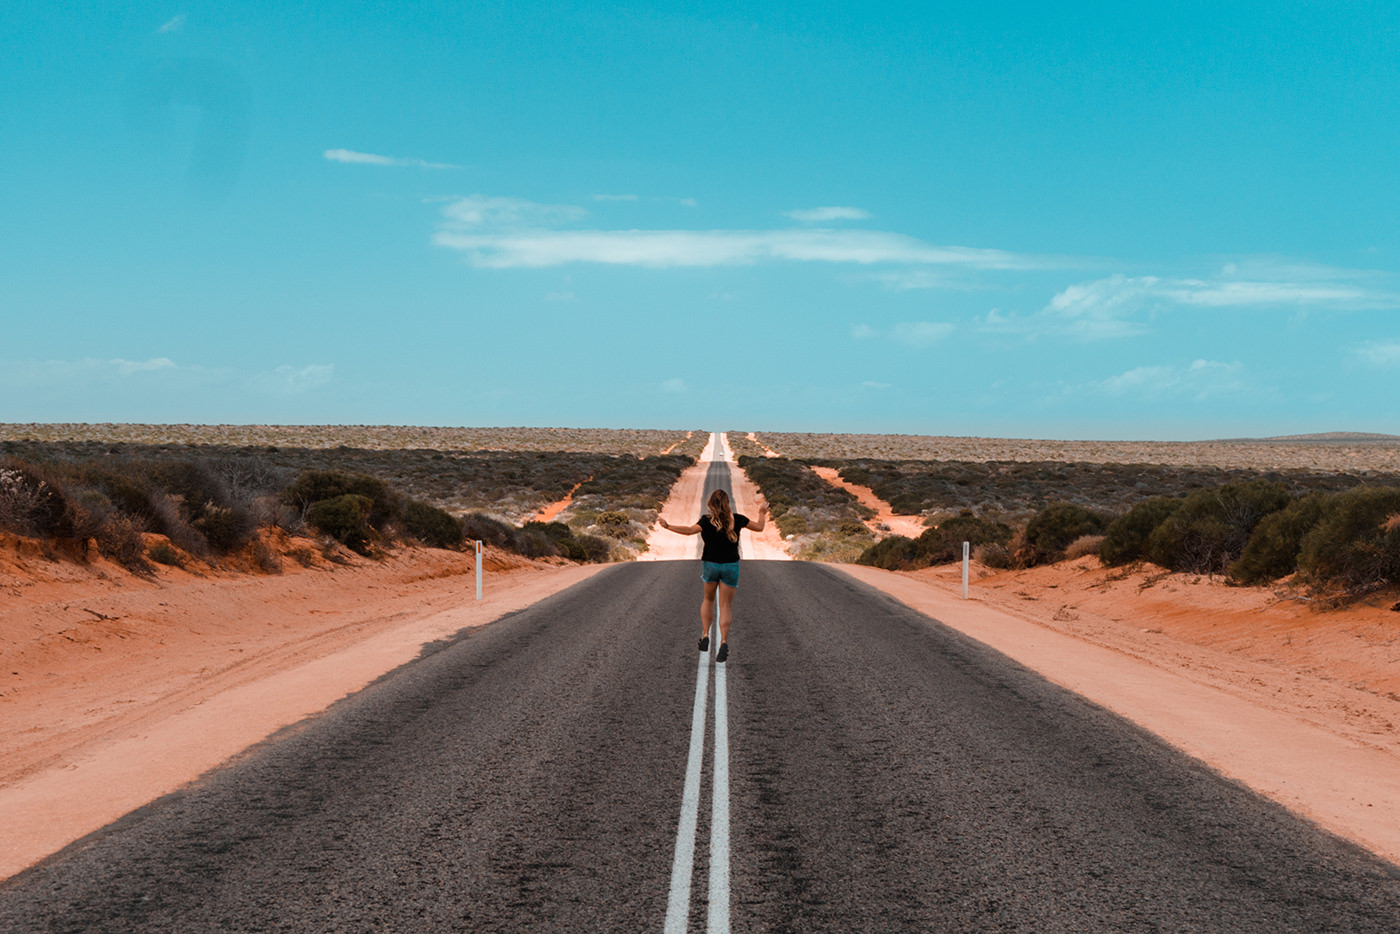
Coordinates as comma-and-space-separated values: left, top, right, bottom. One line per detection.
664, 650, 730, 933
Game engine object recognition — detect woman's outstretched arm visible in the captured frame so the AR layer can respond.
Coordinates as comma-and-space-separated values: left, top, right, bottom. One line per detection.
746, 503, 769, 532
659, 517, 701, 535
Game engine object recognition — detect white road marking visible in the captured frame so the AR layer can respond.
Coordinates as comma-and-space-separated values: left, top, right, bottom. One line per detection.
708, 660, 731, 934
665, 651, 711, 933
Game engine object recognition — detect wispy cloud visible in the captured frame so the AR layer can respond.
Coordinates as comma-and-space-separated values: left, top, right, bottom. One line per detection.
985, 266, 1400, 342
250, 364, 335, 394
324, 148, 462, 170
439, 195, 587, 229
660, 378, 687, 394
850, 321, 954, 347
1087, 359, 1246, 401
592, 193, 697, 207
784, 206, 871, 223
158, 14, 186, 34
1354, 339, 1400, 367
0, 358, 333, 396
432, 194, 1050, 271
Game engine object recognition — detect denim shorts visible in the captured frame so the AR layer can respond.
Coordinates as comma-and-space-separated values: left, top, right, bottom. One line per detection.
700, 561, 740, 588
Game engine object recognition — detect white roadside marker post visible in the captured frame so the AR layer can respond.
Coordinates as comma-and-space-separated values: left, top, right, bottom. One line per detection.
475, 540, 484, 600
962, 541, 970, 599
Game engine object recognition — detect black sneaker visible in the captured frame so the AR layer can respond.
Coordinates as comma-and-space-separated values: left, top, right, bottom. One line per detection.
716, 642, 729, 663
698, 636, 709, 652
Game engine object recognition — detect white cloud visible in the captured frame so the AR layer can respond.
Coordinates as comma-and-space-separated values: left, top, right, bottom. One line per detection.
592, 194, 639, 202
1094, 359, 1245, 401
1159, 279, 1391, 308
158, 14, 186, 33
433, 193, 1050, 271
112, 357, 179, 376
438, 195, 587, 230
0, 358, 332, 396
849, 321, 953, 347
784, 206, 871, 223
436, 224, 1042, 271
324, 148, 461, 170
1354, 339, 1400, 367
1018, 267, 1400, 343
251, 364, 334, 394
661, 378, 687, 394
892, 321, 955, 347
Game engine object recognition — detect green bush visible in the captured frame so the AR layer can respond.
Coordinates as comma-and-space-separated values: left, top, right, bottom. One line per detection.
0, 460, 77, 539
403, 500, 463, 549
1296, 487, 1400, 594
308, 494, 375, 552
856, 535, 919, 570
1100, 498, 1182, 566
148, 540, 184, 567
1146, 480, 1290, 574
857, 513, 1011, 570
461, 513, 517, 550
285, 470, 398, 525
1229, 492, 1328, 584
1022, 502, 1107, 565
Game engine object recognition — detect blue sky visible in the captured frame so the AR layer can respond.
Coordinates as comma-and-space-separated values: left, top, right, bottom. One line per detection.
3, 1, 1399, 440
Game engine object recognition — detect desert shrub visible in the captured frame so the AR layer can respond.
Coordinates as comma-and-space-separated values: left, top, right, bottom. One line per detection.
593, 510, 635, 539
1064, 534, 1104, 560
1229, 492, 1328, 584
974, 541, 1014, 569
856, 535, 919, 570
1100, 498, 1181, 566
1296, 487, 1400, 594
1146, 480, 1291, 574
920, 514, 1013, 563
461, 513, 518, 550
148, 540, 184, 567
402, 500, 463, 549
856, 513, 1011, 570
196, 503, 256, 553
0, 460, 77, 539
517, 520, 611, 562
576, 532, 613, 562
1022, 503, 1107, 565
285, 470, 399, 525
308, 494, 375, 552
94, 513, 151, 572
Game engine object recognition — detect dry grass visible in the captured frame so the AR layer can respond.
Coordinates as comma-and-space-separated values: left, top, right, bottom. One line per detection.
749, 431, 1400, 473
1, 424, 698, 456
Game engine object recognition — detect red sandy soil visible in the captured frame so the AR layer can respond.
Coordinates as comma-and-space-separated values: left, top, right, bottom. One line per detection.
0, 532, 604, 880
810, 466, 926, 539
531, 478, 589, 523
840, 558, 1400, 866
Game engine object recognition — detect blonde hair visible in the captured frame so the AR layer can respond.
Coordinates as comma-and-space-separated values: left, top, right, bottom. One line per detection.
707, 489, 738, 542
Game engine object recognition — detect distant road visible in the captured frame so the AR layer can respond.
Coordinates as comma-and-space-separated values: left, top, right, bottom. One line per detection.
4, 559, 1399, 931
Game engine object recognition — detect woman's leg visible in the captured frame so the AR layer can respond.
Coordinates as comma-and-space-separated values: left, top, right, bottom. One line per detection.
700, 580, 719, 638
716, 582, 736, 645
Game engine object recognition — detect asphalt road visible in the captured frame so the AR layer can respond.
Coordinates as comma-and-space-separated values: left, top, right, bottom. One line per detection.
5, 562, 1400, 932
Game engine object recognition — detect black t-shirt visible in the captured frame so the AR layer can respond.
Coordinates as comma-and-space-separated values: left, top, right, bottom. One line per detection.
698, 513, 750, 563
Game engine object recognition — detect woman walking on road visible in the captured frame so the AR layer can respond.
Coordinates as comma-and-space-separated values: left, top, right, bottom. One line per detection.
658, 489, 766, 663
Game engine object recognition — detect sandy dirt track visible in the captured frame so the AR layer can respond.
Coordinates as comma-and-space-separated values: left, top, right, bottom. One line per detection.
642, 432, 790, 561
